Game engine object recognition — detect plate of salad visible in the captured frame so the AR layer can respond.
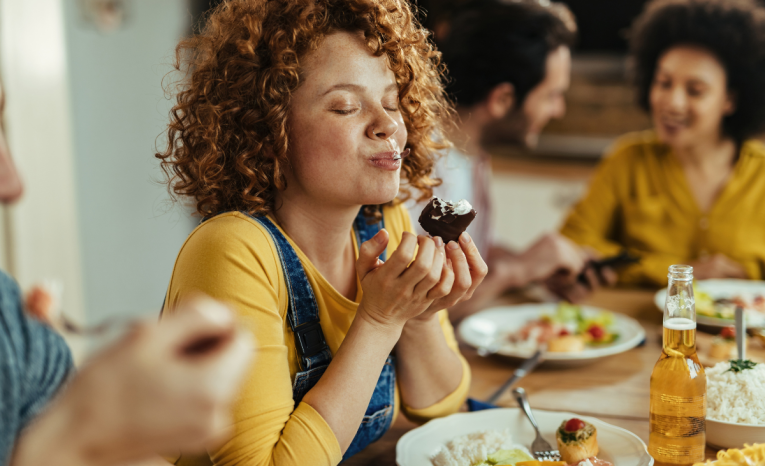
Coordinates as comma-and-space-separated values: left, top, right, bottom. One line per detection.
458, 303, 646, 362
654, 279, 765, 328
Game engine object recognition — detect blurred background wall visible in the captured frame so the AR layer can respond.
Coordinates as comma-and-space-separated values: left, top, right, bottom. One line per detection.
62, 0, 195, 325
1, 0, 197, 360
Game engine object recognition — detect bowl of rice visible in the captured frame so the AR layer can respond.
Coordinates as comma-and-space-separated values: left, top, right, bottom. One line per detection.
705, 360, 765, 449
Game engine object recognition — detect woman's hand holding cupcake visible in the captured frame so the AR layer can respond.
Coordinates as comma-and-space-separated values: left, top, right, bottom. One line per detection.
356, 229, 487, 329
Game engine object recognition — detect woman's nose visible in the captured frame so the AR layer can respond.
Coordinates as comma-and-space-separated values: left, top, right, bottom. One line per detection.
366, 107, 399, 141
668, 85, 687, 110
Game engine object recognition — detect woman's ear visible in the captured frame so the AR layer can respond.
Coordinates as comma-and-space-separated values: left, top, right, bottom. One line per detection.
486, 82, 515, 119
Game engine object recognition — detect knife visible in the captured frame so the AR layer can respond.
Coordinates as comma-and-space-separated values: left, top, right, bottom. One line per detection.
485, 348, 545, 404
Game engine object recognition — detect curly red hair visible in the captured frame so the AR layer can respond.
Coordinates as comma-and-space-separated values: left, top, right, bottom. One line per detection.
157, 0, 454, 217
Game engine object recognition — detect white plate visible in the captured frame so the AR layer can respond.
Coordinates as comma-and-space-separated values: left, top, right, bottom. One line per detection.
458, 304, 646, 362
396, 408, 654, 466
706, 418, 765, 450
653, 279, 765, 328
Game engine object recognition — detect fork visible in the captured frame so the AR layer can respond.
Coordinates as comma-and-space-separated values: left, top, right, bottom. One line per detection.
511, 387, 561, 462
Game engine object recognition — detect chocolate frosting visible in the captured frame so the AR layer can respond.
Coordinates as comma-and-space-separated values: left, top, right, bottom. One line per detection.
418, 197, 477, 243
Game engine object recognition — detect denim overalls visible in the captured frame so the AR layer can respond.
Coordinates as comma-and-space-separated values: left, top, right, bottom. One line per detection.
243, 208, 395, 460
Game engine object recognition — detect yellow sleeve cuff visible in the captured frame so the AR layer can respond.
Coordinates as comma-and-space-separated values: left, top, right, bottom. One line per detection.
287, 402, 344, 465
400, 354, 471, 425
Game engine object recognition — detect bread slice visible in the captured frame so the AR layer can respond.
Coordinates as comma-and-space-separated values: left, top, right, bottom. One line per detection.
548, 335, 585, 352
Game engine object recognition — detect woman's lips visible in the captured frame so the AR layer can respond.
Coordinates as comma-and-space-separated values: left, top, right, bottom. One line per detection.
657, 117, 687, 135
368, 151, 401, 171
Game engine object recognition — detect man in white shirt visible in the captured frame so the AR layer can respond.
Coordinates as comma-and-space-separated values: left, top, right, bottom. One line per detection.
412, 0, 615, 321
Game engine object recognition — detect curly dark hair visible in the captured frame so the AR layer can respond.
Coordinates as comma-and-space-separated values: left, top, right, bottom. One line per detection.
157, 0, 453, 217
630, 0, 765, 142
438, 0, 576, 107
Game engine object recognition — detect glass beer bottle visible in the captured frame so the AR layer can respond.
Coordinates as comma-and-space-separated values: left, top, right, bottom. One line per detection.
649, 265, 706, 465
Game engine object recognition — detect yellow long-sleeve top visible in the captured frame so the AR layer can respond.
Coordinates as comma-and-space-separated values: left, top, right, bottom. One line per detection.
163, 203, 470, 466
561, 131, 765, 286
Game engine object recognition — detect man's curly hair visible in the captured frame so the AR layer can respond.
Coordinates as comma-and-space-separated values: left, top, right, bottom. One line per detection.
157, 0, 453, 218
630, 0, 765, 143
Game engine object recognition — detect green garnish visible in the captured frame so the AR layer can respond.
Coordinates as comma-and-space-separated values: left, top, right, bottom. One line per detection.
726, 359, 757, 373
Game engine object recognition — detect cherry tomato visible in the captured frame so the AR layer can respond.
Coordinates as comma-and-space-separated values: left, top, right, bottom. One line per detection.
559, 328, 570, 336
720, 326, 736, 340
588, 325, 605, 340
564, 418, 585, 432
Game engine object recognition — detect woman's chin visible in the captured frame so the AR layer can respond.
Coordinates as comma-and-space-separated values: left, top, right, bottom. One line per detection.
355, 183, 400, 206
656, 128, 689, 148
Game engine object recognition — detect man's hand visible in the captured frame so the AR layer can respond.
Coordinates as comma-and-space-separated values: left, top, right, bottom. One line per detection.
518, 233, 587, 282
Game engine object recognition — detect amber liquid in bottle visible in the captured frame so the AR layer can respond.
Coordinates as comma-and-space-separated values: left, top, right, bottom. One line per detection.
649, 265, 706, 466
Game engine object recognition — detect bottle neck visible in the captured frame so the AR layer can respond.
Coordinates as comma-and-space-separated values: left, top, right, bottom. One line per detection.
665, 278, 696, 323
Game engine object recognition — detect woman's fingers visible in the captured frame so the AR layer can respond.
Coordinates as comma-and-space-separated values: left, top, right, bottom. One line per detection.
445, 240, 471, 296
427, 256, 455, 301
413, 238, 446, 297
457, 232, 488, 299
721, 257, 747, 278
402, 235, 437, 284
356, 229, 390, 281
600, 266, 619, 286
581, 267, 600, 291
384, 231, 418, 276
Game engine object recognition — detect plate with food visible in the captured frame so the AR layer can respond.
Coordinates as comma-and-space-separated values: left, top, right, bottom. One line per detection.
653, 279, 765, 327
396, 408, 653, 466
704, 359, 765, 449
458, 303, 645, 362
695, 326, 765, 367
693, 444, 765, 465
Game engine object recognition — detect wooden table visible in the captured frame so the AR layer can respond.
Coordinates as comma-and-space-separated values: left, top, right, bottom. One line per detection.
347, 287, 723, 465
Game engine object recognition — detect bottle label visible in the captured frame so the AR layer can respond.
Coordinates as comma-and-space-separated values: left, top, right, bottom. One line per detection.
650, 444, 706, 462
650, 393, 706, 418
649, 393, 706, 463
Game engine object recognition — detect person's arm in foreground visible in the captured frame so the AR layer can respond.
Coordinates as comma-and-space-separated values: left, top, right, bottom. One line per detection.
11, 296, 253, 466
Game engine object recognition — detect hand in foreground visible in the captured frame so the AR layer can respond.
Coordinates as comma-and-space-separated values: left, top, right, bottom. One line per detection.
356, 230, 451, 328
690, 254, 747, 280
12, 295, 254, 466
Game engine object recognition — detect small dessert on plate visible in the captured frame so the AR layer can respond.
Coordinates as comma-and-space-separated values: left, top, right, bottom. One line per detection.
709, 326, 737, 360
556, 418, 598, 464
418, 197, 477, 244
547, 335, 585, 353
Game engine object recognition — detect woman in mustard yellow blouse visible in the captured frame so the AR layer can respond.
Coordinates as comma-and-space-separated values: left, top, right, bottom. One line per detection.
155, 1, 486, 465
561, 0, 765, 286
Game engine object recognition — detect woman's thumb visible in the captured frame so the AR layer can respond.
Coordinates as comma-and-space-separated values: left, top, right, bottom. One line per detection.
356, 229, 389, 281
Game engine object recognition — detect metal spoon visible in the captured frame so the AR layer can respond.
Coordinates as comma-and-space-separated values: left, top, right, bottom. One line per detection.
735, 306, 746, 360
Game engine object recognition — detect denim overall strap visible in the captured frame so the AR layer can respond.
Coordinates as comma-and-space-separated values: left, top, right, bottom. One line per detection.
354, 206, 387, 261
251, 207, 394, 459
244, 214, 333, 372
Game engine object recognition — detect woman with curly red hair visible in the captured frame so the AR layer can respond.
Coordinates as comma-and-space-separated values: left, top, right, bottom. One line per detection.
157, 0, 486, 464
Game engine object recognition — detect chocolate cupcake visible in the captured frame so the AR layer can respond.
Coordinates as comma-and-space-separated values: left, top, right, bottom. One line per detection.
418, 197, 477, 243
